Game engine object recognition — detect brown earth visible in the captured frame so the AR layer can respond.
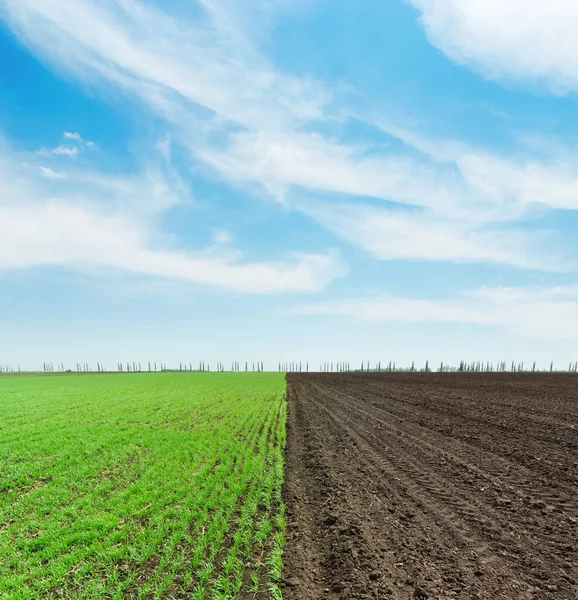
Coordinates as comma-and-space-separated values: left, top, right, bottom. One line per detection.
282, 373, 578, 600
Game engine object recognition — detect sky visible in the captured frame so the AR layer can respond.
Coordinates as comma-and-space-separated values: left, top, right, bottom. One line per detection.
2, 0, 578, 371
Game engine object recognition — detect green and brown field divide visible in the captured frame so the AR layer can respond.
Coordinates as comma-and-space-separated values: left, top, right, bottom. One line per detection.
1, 371, 577, 599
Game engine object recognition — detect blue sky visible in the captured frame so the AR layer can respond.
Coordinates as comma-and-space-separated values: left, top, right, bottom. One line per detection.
2, 0, 578, 371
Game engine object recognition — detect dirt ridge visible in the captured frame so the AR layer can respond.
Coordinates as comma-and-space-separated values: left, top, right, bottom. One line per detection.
282, 373, 578, 600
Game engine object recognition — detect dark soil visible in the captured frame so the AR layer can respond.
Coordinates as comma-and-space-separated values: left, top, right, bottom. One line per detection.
282, 373, 578, 600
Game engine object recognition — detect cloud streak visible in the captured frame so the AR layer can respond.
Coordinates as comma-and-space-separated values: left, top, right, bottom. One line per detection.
0, 203, 343, 293
0, 0, 329, 130
3, 0, 578, 276
0, 139, 344, 293
299, 201, 564, 271
294, 285, 578, 340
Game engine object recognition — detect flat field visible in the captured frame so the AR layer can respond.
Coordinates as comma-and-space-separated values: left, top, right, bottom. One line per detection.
283, 373, 578, 600
0, 372, 286, 599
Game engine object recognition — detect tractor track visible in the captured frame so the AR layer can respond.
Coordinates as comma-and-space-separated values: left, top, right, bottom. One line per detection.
282, 373, 578, 600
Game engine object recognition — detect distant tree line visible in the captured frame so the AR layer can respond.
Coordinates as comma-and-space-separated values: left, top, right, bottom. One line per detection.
2, 360, 578, 375
280, 362, 309, 372
277, 359, 578, 374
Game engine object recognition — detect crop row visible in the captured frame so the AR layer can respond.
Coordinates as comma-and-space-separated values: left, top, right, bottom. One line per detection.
0, 372, 286, 599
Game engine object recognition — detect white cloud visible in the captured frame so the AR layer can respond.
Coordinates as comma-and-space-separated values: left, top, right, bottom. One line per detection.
36, 145, 79, 157
199, 118, 578, 233
295, 285, 578, 339
198, 129, 462, 212
4, 0, 578, 273
212, 229, 233, 245
410, 0, 578, 93
0, 0, 329, 131
0, 141, 344, 294
39, 166, 66, 179
204, 124, 576, 269
0, 203, 343, 293
299, 201, 563, 270
63, 131, 97, 147
52, 145, 78, 157
349, 117, 578, 217
63, 131, 82, 140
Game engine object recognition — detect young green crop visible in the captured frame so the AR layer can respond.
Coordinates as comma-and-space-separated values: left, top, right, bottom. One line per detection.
0, 372, 287, 599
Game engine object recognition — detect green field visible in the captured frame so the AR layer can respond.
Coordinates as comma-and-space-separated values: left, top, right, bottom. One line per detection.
0, 373, 287, 599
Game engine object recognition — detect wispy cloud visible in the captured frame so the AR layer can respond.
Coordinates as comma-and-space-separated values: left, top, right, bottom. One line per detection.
212, 229, 233, 246
38, 166, 66, 179
0, 0, 329, 130
36, 145, 79, 157
197, 129, 462, 211
294, 285, 578, 340
0, 202, 344, 293
204, 122, 577, 270
368, 119, 578, 214
409, 0, 578, 93
203, 123, 578, 217
3, 0, 578, 274
298, 201, 564, 271
0, 139, 344, 293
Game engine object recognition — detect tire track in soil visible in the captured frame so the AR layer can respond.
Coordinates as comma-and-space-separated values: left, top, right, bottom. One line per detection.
282, 373, 578, 600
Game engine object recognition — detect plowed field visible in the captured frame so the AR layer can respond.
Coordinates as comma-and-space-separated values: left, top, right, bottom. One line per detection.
282, 373, 578, 600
